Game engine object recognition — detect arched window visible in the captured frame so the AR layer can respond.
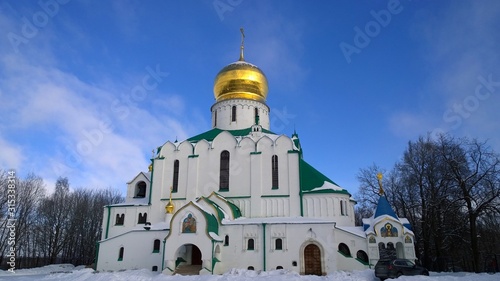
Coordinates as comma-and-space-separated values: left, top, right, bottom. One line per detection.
214, 110, 217, 127
275, 238, 283, 250
172, 160, 179, 192
116, 214, 124, 225
254, 107, 259, 124
338, 243, 351, 257
219, 151, 230, 191
153, 239, 161, 253
248, 266, 254, 270
272, 155, 279, 189
232, 106, 237, 122
247, 238, 255, 250
224, 235, 229, 246
356, 250, 369, 264
135, 181, 146, 198
276, 266, 283, 269
118, 247, 124, 261
386, 242, 397, 259
138, 213, 147, 224
340, 200, 348, 216
152, 266, 158, 271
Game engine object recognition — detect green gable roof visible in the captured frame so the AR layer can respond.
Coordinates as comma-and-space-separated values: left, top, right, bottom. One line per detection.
187, 127, 275, 143
209, 192, 242, 219
225, 198, 242, 219
299, 159, 350, 195
200, 208, 219, 236
200, 197, 226, 222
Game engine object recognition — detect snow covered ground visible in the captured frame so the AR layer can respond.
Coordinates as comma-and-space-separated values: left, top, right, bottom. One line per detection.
0, 264, 498, 281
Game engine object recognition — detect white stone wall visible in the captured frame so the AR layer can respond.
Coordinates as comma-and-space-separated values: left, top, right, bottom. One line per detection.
103, 205, 152, 239
97, 230, 166, 272
334, 229, 370, 270
303, 194, 356, 225
155, 131, 302, 219
215, 223, 338, 274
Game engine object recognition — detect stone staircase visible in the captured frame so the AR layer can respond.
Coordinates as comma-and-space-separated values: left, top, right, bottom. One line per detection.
174, 264, 202, 275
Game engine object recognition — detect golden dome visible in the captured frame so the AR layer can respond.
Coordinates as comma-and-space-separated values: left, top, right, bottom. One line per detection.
165, 201, 174, 214
166, 186, 175, 214
213, 60, 268, 103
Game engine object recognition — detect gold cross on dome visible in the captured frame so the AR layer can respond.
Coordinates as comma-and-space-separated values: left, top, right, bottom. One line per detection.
239, 27, 245, 61
377, 172, 384, 195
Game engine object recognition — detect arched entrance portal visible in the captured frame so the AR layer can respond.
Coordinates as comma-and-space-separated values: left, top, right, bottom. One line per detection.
191, 244, 202, 265
174, 244, 202, 275
304, 244, 322, 275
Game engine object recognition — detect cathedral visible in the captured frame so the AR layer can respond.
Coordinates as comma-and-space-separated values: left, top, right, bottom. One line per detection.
95, 34, 416, 275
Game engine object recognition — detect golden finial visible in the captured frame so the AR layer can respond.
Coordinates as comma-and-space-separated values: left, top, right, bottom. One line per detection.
165, 186, 174, 214
377, 172, 384, 195
239, 27, 245, 61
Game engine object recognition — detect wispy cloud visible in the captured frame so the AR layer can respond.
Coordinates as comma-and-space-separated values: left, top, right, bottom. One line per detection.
389, 1, 500, 145
235, 5, 308, 93
0, 40, 196, 194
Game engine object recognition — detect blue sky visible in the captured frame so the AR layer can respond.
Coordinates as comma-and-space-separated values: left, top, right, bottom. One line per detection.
1, 1, 499, 196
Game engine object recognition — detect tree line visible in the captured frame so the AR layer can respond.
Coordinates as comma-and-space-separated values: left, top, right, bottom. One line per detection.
356, 134, 500, 273
0, 173, 123, 269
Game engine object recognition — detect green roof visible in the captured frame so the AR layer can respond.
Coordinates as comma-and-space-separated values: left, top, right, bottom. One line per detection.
209, 192, 242, 219
200, 208, 219, 236
200, 197, 226, 222
225, 198, 242, 219
187, 127, 275, 143
299, 159, 350, 195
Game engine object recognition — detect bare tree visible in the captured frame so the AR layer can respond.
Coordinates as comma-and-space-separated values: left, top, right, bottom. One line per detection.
437, 135, 500, 272
0, 170, 11, 265
356, 135, 500, 272
36, 177, 72, 264
14, 174, 46, 268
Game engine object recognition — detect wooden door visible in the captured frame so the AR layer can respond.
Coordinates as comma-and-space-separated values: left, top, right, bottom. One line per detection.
304, 244, 322, 275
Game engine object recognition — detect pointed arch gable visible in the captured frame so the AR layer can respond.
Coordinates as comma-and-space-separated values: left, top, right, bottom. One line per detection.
193, 139, 211, 155
126, 171, 150, 185
256, 135, 274, 151
238, 137, 256, 154
274, 135, 294, 150
374, 217, 404, 237
212, 130, 238, 150
166, 201, 220, 240
176, 140, 194, 155
159, 141, 177, 157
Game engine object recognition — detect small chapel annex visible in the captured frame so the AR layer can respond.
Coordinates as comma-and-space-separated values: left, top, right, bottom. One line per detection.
95, 33, 416, 275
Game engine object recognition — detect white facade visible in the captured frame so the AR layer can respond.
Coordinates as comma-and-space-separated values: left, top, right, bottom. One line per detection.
96, 55, 416, 275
